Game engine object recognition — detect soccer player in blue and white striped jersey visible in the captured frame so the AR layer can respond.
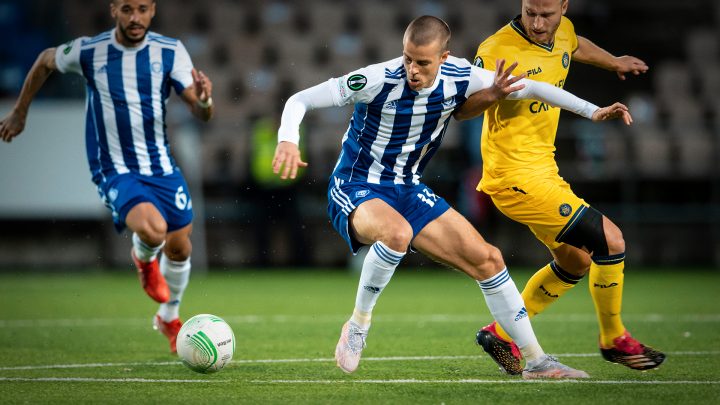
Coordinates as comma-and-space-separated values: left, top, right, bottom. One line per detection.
0, 0, 213, 353
273, 15, 630, 378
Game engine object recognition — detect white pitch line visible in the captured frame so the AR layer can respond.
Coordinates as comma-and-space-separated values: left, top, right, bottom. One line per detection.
1, 351, 718, 371
252, 379, 720, 385
0, 377, 227, 383
1, 313, 719, 328
0, 361, 180, 371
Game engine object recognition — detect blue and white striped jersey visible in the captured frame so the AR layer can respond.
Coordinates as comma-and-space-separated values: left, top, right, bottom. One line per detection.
327, 55, 496, 186
55, 29, 194, 184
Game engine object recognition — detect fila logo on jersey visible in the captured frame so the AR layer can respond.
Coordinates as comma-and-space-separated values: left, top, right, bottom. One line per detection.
527, 66, 543, 76
473, 56, 483, 68
559, 203, 572, 217
347, 74, 367, 91
562, 52, 570, 68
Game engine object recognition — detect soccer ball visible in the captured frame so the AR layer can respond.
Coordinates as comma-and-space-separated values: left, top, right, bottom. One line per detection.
177, 314, 235, 374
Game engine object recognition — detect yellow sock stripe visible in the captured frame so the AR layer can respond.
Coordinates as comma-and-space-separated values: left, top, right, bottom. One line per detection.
549, 261, 583, 284
592, 253, 626, 265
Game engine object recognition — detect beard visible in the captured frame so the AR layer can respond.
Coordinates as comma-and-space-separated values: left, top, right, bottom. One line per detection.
118, 23, 147, 44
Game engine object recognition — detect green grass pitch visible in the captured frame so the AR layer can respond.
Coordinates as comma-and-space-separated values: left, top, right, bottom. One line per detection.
0, 268, 718, 403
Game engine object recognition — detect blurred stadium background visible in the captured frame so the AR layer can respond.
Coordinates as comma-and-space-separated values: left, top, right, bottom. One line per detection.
1, 0, 719, 270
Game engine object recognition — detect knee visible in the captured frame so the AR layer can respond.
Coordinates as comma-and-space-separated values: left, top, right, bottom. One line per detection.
380, 223, 414, 252
605, 227, 625, 255
164, 238, 192, 261
559, 253, 591, 277
134, 221, 167, 246
468, 243, 506, 279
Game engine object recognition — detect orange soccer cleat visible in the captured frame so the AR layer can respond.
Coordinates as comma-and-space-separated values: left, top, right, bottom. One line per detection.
131, 249, 170, 303
153, 315, 183, 353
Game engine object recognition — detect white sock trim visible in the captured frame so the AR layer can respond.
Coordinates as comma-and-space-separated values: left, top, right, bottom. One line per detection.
372, 241, 405, 265
132, 233, 164, 262
479, 268, 543, 357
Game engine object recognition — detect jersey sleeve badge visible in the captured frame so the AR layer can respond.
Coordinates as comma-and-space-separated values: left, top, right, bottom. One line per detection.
347, 74, 367, 91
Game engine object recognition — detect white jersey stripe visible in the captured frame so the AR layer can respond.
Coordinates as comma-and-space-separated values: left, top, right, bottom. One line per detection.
149, 45, 173, 174
94, 46, 129, 175
123, 51, 153, 176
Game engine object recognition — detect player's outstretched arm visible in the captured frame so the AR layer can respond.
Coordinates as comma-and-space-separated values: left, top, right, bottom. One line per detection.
0, 48, 57, 143
181, 68, 214, 122
273, 80, 340, 180
574, 36, 648, 80
591, 102, 633, 125
454, 59, 526, 121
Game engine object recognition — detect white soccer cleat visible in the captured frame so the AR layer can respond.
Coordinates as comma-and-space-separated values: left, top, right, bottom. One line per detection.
334, 321, 368, 373
522, 355, 590, 379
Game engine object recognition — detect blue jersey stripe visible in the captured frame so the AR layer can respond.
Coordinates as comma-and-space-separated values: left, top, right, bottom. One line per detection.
148, 37, 177, 46
160, 48, 176, 168
107, 45, 139, 171
380, 83, 416, 183
81, 32, 111, 46
441, 64, 471, 73
415, 119, 450, 175
402, 81, 445, 181
344, 82, 395, 182
413, 80, 467, 175
135, 47, 163, 175
148, 33, 178, 44
162, 47, 184, 95
81, 47, 116, 181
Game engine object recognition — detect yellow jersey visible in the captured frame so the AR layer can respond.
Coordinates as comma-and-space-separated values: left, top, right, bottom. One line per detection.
474, 16, 578, 192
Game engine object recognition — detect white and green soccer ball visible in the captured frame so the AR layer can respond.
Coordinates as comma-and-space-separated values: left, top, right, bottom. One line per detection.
177, 314, 235, 374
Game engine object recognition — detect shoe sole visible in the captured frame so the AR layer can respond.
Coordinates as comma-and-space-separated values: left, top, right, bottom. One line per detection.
476, 331, 523, 376
601, 349, 666, 371
522, 370, 590, 380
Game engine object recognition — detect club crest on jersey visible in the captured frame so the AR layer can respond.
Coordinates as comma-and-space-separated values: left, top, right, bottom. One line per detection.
442, 96, 455, 107
473, 56, 484, 68
108, 188, 119, 202
355, 189, 370, 198
559, 203, 572, 217
151, 62, 162, 73
562, 52, 570, 69
347, 74, 367, 91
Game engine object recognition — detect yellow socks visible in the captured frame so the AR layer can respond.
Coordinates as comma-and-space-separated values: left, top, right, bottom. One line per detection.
495, 261, 582, 342
589, 254, 626, 348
